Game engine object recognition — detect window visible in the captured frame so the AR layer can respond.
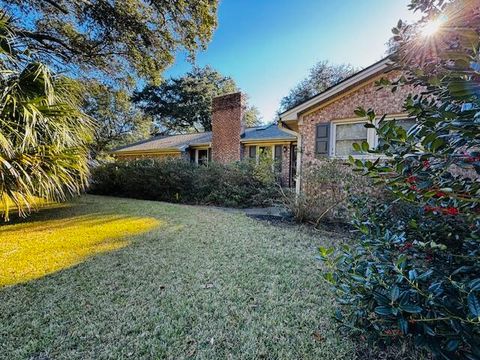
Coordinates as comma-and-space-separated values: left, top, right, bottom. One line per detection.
191, 148, 210, 165
377, 118, 417, 149
245, 145, 284, 170
198, 149, 208, 165
334, 122, 368, 157
330, 118, 417, 158
259, 146, 269, 155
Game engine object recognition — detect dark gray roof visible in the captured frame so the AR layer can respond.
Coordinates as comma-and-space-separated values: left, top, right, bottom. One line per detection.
113, 124, 296, 154
113, 132, 212, 153
242, 124, 296, 141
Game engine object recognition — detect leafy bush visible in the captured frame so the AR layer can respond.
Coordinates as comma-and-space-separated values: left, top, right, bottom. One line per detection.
320, 1, 480, 358
279, 159, 377, 226
89, 158, 278, 208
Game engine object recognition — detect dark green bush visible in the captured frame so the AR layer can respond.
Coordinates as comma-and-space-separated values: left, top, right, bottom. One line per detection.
320, 1, 480, 358
89, 158, 278, 208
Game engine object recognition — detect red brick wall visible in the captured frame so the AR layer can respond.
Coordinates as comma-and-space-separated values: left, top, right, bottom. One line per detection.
299, 71, 419, 180
212, 92, 245, 164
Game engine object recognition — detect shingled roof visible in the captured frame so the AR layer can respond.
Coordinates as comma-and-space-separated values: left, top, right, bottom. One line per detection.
113, 124, 296, 154
113, 132, 212, 154
242, 124, 296, 142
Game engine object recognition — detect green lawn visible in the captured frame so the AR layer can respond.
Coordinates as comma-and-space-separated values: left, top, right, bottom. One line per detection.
0, 195, 354, 359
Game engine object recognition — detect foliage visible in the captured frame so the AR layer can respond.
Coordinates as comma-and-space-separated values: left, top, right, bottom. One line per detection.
279, 160, 376, 226
89, 158, 279, 208
279, 61, 357, 112
320, 0, 480, 358
1, 0, 218, 86
81, 80, 152, 157
0, 12, 94, 220
244, 103, 263, 127
133, 66, 238, 133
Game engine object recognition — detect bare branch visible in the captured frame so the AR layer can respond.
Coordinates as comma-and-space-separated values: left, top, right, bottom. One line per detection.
41, 0, 68, 14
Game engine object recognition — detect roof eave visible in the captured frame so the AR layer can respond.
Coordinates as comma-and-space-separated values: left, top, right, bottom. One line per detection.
241, 138, 296, 145
279, 58, 393, 122
112, 147, 182, 155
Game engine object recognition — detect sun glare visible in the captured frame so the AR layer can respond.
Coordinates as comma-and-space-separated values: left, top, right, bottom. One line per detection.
421, 15, 447, 37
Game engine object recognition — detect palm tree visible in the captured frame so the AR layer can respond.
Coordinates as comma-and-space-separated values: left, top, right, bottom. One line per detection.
0, 13, 94, 220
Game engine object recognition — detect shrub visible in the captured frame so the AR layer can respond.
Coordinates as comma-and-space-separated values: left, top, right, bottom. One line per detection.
89, 158, 278, 208
279, 159, 377, 226
319, 1, 480, 358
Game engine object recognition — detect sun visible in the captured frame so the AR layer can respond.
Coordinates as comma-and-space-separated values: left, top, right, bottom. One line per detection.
421, 15, 447, 37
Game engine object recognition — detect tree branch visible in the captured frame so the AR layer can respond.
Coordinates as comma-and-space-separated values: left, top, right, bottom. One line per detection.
41, 0, 68, 14
18, 30, 77, 54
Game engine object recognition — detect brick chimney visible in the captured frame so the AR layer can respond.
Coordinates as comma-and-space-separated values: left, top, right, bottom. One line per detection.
211, 92, 245, 164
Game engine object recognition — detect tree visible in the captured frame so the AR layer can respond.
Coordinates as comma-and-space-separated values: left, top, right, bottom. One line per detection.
244, 104, 262, 128
134, 66, 251, 134
280, 61, 357, 112
1, 0, 218, 85
0, 13, 94, 220
81, 81, 152, 157
321, 0, 480, 358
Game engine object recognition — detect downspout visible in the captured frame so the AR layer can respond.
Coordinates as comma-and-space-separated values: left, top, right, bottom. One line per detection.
295, 132, 302, 195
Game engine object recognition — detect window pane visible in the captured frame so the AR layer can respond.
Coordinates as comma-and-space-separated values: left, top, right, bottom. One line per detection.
397, 119, 416, 131
335, 122, 367, 156
274, 145, 282, 160
335, 140, 364, 156
249, 146, 256, 158
198, 149, 208, 165
336, 122, 367, 141
378, 119, 416, 148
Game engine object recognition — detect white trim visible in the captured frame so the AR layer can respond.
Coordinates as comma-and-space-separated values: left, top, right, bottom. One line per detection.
277, 121, 299, 136
295, 134, 302, 194
279, 58, 392, 122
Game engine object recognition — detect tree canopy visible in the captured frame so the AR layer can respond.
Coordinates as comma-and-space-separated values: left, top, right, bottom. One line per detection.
280, 61, 357, 112
81, 81, 152, 157
0, 13, 94, 220
1, 0, 219, 85
133, 66, 261, 134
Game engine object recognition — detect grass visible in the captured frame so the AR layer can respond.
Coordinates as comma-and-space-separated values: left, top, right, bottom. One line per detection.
0, 195, 354, 359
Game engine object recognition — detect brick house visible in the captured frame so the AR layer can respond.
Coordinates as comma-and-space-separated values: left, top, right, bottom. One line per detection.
114, 57, 419, 190
278, 57, 419, 192
113, 92, 298, 186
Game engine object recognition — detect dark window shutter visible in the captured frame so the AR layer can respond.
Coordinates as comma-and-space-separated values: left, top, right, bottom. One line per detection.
274, 145, 282, 172
315, 124, 330, 156
249, 146, 257, 159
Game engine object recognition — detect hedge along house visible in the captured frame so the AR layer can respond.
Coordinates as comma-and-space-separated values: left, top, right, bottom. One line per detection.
113, 92, 298, 187
278, 57, 420, 193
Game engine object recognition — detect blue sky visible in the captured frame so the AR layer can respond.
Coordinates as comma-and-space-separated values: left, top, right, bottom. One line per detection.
166, 0, 420, 122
